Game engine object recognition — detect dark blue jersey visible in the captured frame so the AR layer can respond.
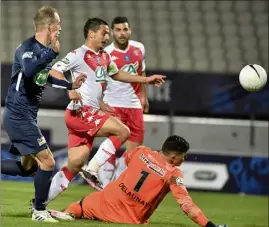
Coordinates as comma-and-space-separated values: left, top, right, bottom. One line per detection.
5, 36, 58, 119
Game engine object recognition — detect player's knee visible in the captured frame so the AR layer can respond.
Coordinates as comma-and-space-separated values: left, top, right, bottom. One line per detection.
118, 125, 130, 141
45, 156, 55, 170
40, 155, 55, 170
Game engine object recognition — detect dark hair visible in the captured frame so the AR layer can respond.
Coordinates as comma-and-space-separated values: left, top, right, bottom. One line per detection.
83, 17, 108, 39
111, 16, 129, 29
162, 135, 189, 154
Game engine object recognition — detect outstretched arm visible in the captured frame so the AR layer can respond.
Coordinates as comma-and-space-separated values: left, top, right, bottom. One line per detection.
111, 70, 165, 86
140, 71, 149, 113
170, 175, 218, 227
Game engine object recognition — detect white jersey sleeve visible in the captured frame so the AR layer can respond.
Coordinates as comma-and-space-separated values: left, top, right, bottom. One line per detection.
52, 50, 81, 74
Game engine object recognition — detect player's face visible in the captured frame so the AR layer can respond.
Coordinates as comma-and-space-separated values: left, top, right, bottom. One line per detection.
93, 25, 110, 49
112, 23, 131, 45
48, 12, 62, 38
170, 152, 187, 166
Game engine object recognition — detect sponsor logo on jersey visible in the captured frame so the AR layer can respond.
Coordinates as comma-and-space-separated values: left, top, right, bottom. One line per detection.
22, 51, 34, 59
95, 66, 107, 82
60, 57, 70, 64
139, 154, 167, 177
37, 136, 46, 146
34, 69, 49, 86
121, 63, 138, 75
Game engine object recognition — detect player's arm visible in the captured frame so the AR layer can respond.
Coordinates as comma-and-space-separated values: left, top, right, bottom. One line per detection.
139, 43, 149, 112
49, 51, 86, 93
140, 71, 149, 113
170, 175, 217, 227
49, 51, 79, 78
20, 48, 58, 78
111, 69, 165, 86
47, 74, 85, 90
107, 60, 165, 86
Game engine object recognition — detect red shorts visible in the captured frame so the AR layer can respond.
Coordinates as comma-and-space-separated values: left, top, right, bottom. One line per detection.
64, 106, 110, 150
112, 107, 144, 143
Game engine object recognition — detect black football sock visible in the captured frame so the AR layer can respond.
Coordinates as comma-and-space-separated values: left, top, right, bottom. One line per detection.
34, 167, 53, 210
1, 159, 37, 176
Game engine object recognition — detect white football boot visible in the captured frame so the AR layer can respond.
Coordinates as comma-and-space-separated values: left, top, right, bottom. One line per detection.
32, 209, 59, 222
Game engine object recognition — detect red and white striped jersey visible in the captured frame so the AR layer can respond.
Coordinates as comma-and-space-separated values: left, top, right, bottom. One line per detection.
103, 40, 146, 108
52, 45, 119, 109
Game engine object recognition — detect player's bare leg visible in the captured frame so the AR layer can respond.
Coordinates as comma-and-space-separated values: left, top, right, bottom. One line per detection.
46, 145, 90, 204
21, 155, 38, 172
81, 116, 130, 188
31, 148, 58, 222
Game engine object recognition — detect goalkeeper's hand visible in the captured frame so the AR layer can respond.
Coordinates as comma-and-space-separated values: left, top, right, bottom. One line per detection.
206, 221, 228, 227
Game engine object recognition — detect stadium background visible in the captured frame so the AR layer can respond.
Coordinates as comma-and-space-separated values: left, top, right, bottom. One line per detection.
1, 0, 268, 197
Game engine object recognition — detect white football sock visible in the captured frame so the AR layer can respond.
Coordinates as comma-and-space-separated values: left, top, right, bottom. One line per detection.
113, 156, 127, 180
86, 138, 117, 174
98, 161, 116, 187
46, 170, 70, 205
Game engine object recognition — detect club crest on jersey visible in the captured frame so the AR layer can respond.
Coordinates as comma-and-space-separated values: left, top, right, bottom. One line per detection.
96, 57, 101, 64
124, 55, 131, 61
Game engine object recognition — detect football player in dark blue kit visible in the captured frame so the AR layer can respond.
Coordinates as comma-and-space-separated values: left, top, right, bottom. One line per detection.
1, 6, 86, 222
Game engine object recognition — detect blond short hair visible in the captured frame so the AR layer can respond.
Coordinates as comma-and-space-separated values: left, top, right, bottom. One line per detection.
33, 6, 58, 31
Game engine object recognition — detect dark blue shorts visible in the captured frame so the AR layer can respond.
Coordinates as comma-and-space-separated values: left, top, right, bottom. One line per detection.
3, 108, 48, 156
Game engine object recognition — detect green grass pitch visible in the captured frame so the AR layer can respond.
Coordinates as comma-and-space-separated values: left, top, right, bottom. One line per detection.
1, 181, 268, 227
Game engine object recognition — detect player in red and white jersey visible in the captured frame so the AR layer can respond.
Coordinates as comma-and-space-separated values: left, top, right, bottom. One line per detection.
82, 17, 150, 188
44, 18, 165, 204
